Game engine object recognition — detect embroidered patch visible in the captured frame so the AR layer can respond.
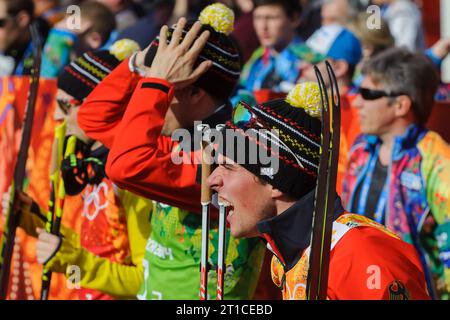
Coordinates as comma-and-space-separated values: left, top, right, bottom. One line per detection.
388, 280, 410, 300
400, 171, 422, 191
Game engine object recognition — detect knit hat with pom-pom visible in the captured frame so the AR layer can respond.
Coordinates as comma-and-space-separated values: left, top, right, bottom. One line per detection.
57, 39, 140, 101
144, 3, 241, 101
220, 82, 323, 198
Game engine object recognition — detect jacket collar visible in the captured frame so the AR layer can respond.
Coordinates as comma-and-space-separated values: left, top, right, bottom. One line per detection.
256, 190, 344, 270
364, 123, 427, 159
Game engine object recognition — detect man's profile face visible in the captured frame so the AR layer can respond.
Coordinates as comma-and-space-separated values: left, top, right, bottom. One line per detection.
207, 153, 275, 238
352, 76, 398, 136
55, 89, 92, 144
161, 86, 197, 136
253, 4, 297, 51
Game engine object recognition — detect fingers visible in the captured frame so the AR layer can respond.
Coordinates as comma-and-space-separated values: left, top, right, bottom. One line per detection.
169, 17, 187, 48
186, 30, 210, 60
158, 25, 169, 51
179, 21, 203, 52
189, 60, 212, 83
36, 230, 60, 264
17, 190, 32, 207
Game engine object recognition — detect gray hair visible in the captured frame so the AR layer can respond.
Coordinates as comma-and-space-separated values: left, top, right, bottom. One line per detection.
361, 47, 439, 126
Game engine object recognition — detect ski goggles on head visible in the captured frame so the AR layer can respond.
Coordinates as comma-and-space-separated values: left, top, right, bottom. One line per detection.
358, 87, 406, 101
57, 98, 82, 115
232, 101, 272, 130
231, 101, 305, 168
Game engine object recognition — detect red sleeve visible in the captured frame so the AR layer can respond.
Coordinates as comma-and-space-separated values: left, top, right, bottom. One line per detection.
327, 227, 430, 300
105, 77, 202, 214
77, 59, 142, 149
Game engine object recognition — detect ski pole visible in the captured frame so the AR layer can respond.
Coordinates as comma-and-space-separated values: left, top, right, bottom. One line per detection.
0, 22, 42, 299
40, 135, 76, 299
216, 199, 227, 300
199, 124, 212, 300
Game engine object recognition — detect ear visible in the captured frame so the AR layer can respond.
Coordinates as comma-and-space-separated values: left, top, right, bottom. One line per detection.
270, 187, 284, 200
84, 31, 103, 50
16, 11, 31, 29
393, 95, 412, 118
332, 60, 349, 79
189, 86, 208, 105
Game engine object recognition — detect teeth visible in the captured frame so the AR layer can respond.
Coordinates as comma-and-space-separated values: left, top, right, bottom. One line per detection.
218, 197, 232, 207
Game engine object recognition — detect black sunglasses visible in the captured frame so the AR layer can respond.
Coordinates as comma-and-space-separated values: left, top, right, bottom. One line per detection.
0, 17, 10, 28
358, 87, 406, 101
57, 98, 81, 115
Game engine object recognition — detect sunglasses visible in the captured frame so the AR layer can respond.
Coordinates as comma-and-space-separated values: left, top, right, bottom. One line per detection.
57, 98, 81, 115
358, 87, 406, 101
0, 17, 10, 28
231, 101, 305, 168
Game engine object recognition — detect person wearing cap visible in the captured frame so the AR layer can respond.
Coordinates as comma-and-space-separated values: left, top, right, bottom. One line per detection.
341, 47, 450, 300
207, 81, 430, 300
296, 23, 362, 94
7, 39, 156, 300
231, 0, 303, 105
77, 4, 265, 300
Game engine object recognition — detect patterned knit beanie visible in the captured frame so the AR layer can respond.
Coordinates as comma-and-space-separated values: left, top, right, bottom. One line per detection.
220, 82, 323, 199
144, 3, 241, 101
57, 39, 140, 101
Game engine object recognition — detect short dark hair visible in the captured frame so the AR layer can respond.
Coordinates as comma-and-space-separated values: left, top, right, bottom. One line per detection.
361, 47, 439, 126
4, 0, 34, 18
79, 1, 116, 44
252, 0, 302, 18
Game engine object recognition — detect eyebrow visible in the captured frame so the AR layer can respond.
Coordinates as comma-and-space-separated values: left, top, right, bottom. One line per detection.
218, 161, 237, 170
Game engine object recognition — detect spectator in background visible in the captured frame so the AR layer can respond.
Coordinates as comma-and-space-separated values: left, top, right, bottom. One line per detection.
347, 11, 395, 87
0, 0, 49, 76
33, 0, 65, 27
297, 24, 362, 94
321, 0, 357, 26
94, 0, 141, 31
117, 0, 174, 49
429, 37, 450, 101
41, 1, 116, 78
229, 0, 260, 64
232, 0, 303, 105
372, 0, 425, 51
296, 0, 321, 40
342, 48, 450, 299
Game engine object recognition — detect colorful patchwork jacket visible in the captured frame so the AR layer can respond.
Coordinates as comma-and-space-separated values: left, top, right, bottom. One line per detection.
257, 191, 430, 300
342, 124, 450, 299
231, 37, 303, 106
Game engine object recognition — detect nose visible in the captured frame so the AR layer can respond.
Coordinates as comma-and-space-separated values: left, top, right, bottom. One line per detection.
53, 106, 66, 122
207, 167, 223, 192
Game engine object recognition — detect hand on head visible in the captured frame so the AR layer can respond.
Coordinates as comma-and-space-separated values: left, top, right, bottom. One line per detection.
138, 18, 212, 88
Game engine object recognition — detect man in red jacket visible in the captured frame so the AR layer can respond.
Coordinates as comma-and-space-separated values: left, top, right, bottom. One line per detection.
77, 4, 268, 300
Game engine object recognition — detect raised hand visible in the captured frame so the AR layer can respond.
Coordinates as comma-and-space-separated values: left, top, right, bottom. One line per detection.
144, 17, 212, 88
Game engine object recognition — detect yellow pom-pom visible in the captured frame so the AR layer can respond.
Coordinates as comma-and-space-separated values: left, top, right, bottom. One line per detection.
109, 39, 141, 61
199, 3, 234, 35
286, 82, 322, 119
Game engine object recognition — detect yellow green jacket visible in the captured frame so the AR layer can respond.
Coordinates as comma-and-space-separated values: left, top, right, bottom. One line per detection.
19, 187, 152, 300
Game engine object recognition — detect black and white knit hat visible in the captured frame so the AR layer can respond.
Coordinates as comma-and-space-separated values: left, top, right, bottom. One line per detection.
144, 3, 241, 101
221, 82, 323, 199
57, 39, 140, 101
